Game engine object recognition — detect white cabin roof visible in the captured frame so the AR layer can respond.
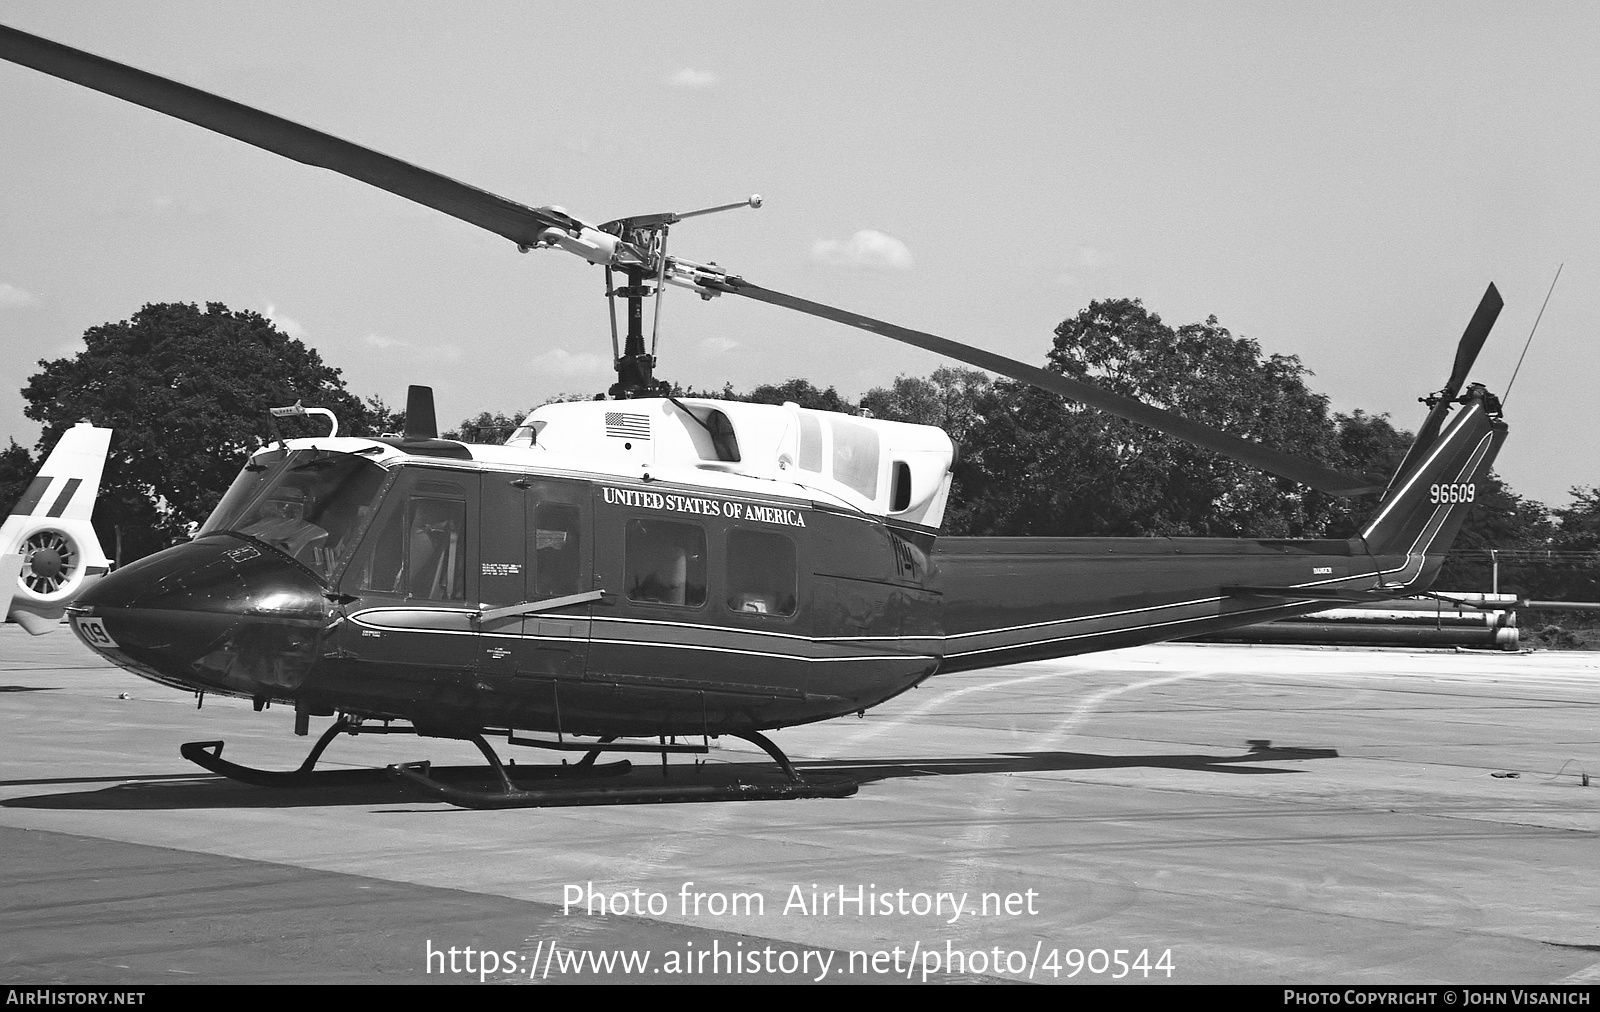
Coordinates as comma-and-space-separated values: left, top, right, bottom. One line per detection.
271, 398, 957, 529
503, 399, 954, 527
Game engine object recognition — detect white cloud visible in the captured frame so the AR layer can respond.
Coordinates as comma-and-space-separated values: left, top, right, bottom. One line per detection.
416, 344, 462, 363
1051, 247, 1105, 286
364, 333, 461, 362
810, 230, 915, 270
529, 348, 610, 377
264, 303, 309, 340
145, 193, 213, 217
697, 336, 740, 355
670, 68, 719, 88
0, 283, 38, 308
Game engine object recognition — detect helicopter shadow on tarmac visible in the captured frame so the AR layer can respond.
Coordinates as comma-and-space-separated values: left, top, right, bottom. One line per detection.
0, 741, 1338, 812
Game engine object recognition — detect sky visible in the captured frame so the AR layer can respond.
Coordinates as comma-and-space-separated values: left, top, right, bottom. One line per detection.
1, 1, 1596, 507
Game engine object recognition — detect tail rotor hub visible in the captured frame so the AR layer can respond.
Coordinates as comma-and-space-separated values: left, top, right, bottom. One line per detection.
20, 529, 80, 597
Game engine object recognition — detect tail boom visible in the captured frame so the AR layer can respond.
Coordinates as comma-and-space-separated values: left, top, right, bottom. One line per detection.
929, 393, 1506, 673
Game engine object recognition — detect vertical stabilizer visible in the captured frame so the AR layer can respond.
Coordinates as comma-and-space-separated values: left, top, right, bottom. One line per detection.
1, 422, 113, 634
1358, 392, 1505, 581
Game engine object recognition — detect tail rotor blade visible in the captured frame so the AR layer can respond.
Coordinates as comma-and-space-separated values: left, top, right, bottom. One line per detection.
1445, 283, 1504, 400
1396, 283, 1504, 482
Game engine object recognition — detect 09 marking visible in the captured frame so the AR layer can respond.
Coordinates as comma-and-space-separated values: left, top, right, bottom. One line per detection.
74, 617, 119, 649
1429, 483, 1476, 505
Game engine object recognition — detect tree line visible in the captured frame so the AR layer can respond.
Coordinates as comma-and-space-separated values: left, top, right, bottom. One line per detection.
4, 299, 1593, 603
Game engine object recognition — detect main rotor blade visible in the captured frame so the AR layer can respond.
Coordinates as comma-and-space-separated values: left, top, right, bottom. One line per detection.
0, 24, 579, 247
707, 278, 1383, 497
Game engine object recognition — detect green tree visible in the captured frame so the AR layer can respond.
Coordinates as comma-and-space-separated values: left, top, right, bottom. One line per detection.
444, 410, 531, 443
1318, 409, 1414, 537
744, 379, 856, 413
24, 302, 385, 561
1553, 488, 1600, 551
0, 439, 36, 515
1528, 487, 1600, 602
1432, 475, 1554, 594
941, 377, 1122, 536
861, 367, 991, 446
951, 299, 1352, 537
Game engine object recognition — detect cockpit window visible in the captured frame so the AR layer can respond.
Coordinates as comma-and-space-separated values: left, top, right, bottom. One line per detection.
204, 448, 289, 532
199, 449, 389, 579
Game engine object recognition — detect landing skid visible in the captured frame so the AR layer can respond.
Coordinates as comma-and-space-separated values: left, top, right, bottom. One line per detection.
181, 720, 855, 807
181, 716, 365, 787
387, 729, 858, 809
180, 718, 630, 790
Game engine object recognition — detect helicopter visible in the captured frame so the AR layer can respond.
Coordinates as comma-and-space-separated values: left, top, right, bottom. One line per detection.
1, 24, 1509, 808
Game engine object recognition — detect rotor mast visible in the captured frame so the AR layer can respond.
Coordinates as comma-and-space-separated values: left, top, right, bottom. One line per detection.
609, 262, 661, 398
589, 196, 762, 398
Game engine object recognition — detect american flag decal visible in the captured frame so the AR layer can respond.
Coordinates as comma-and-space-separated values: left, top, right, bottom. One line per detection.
605, 412, 651, 440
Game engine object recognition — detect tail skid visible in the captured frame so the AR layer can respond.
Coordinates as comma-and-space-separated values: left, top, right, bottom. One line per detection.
1, 421, 113, 634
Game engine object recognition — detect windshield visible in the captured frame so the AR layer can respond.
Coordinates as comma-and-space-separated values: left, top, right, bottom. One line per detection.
199, 449, 389, 580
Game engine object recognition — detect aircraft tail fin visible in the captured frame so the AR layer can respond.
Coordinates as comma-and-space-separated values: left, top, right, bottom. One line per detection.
1357, 388, 1506, 568
6, 421, 109, 521
2, 422, 113, 635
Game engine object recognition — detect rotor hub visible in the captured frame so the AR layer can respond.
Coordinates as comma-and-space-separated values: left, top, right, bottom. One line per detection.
27, 547, 64, 580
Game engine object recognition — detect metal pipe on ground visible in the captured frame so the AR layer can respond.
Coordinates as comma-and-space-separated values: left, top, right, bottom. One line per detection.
1198, 622, 1519, 650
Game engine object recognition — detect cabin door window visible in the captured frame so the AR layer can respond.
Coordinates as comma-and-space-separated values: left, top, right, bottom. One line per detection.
624, 520, 707, 607
356, 493, 467, 601
531, 502, 583, 599
477, 476, 594, 682
725, 529, 797, 617
333, 472, 477, 677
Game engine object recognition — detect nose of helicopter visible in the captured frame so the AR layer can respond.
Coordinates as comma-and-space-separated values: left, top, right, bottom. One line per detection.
71, 536, 331, 697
